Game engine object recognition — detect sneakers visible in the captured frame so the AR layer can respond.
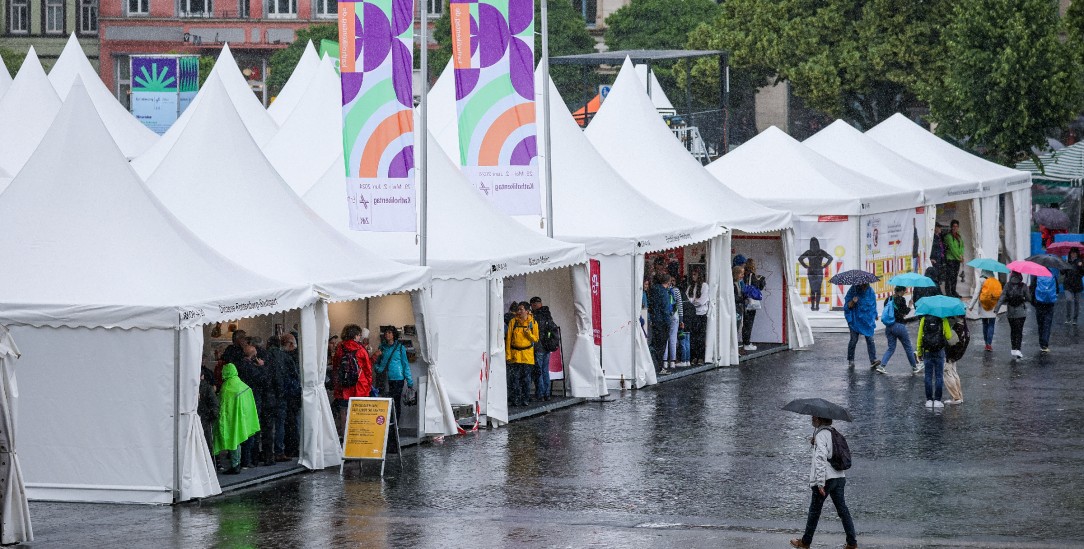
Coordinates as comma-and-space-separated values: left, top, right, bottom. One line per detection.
913, 363, 924, 374
1011, 349, 1023, 359
743, 344, 758, 351
1041, 347, 1050, 354
848, 360, 856, 368
925, 400, 934, 408
789, 539, 810, 549
869, 359, 882, 369
945, 399, 963, 405
933, 400, 944, 408
984, 344, 992, 352
873, 364, 887, 374
677, 361, 690, 367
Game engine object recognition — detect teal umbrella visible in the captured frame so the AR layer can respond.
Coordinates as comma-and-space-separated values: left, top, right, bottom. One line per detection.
967, 258, 1010, 274
915, 295, 966, 318
887, 273, 937, 287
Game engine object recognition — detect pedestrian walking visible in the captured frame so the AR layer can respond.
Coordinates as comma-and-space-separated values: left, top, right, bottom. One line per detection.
504, 303, 538, 406
942, 220, 965, 298
943, 316, 969, 405
912, 267, 942, 303
1031, 273, 1059, 353
1064, 248, 1083, 324
844, 283, 879, 369
741, 258, 766, 351
790, 416, 858, 549
917, 314, 954, 408
995, 272, 1031, 359
878, 286, 918, 374
968, 270, 1001, 352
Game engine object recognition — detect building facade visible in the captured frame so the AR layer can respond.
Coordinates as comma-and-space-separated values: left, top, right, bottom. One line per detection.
0, 0, 99, 70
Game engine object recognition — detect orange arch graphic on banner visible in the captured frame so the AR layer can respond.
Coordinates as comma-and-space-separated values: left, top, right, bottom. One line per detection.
478, 103, 535, 166
359, 110, 415, 178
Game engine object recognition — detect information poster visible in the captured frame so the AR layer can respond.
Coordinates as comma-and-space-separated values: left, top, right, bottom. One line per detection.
794, 215, 857, 312
342, 397, 393, 460
862, 208, 926, 300
130, 56, 180, 135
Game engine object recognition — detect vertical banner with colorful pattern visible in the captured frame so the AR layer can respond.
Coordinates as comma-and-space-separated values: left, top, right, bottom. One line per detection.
449, 0, 540, 215
339, 0, 417, 232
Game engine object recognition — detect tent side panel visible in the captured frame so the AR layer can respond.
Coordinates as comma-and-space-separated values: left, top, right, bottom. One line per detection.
15, 326, 175, 504
596, 254, 637, 388
430, 279, 491, 409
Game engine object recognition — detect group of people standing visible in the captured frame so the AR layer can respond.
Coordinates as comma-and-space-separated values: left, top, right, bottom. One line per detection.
505, 297, 560, 407
328, 324, 414, 437
201, 329, 303, 475
645, 257, 711, 375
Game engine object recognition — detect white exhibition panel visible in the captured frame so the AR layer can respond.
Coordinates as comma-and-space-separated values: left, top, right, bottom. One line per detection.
859, 208, 928, 303
732, 236, 788, 345
792, 215, 860, 331
16, 326, 175, 504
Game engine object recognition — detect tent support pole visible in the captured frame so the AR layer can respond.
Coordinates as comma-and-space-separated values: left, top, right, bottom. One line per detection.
541, 0, 554, 238
419, 0, 429, 266
172, 329, 181, 504
630, 254, 638, 389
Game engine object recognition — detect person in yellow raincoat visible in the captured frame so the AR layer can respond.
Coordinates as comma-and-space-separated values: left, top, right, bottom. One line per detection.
214, 362, 261, 475
505, 302, 538, 408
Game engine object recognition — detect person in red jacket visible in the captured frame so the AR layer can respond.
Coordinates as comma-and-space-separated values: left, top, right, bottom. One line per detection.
331, 324, 373, 437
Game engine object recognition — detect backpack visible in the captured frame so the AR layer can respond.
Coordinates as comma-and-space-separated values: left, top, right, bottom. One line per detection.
880, 297, 896, 326
979, 277, 1002, 311
922, 316, 946, 352
540, 321, 561, 353
825, 427, 852, 471
1005, 283, 1027, 307
1035, 276, 1058, 304
337, 347, 360, 388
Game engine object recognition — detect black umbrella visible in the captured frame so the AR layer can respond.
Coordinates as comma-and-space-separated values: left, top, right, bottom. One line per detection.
828, 269, 879, 285
1026, 254, 1073, 272
782, 398, 854, 422
1033, 207, 1071, 231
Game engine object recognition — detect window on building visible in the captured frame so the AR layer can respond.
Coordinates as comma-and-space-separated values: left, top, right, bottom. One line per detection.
80, 0, 99, 34
115, 55, 132, 110
128, 0, 149, 15
267, 0, 296, 16
181, 0, 213, 16
45, 0, 66, 34
238, 0, 249, 17
8, 0, 29, 33
315, 0, 336, 18
426, 0, 442, 16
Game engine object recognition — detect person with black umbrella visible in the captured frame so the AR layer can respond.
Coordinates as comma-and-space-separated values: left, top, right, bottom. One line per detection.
844, 283, 880, 369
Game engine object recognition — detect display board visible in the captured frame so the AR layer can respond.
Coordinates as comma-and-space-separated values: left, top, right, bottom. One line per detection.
342, 397, 394, 460
130, 55, 200, 135
861, 207, 926, 301
733, 236, 786, 344
793, 215, 858, 312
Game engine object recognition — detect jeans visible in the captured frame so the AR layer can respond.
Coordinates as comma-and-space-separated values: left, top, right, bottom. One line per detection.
742, 309, 757, 345
388, 379, 405, 421
663, 314, 680, 361
944, 259, 961, 296
981, 318, 996, 346
1066, 290, 1081, 321
881, 322, 916, 368
847, 330, 877, 363
650, 320, 669, 372
801, 477, 857, 547
923, 349, 945, 401
507, 363, 529, 406
227, 448, 241, 469
534, 348, 551, 398
689, 313, 707, 363
1035, 303, 1055, 348
1009, 317, 1026, 351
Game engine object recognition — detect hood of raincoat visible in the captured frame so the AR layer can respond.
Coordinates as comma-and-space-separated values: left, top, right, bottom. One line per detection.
843, 285, 878, 337
213, 362, 261, 453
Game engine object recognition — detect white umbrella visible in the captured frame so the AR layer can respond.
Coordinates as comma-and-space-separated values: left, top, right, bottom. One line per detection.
0, 325, 31, 544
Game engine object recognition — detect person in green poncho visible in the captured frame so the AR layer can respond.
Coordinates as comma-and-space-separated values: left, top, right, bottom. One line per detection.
214, 362, 261, 475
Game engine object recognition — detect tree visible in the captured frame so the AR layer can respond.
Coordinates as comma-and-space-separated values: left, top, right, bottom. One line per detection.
923, 0, 1082, 164
0, 45, 26, 77
430, 0, 596, 107
603, 0, 721, 99
691, 0, 948, 129
267, 24, 337, 97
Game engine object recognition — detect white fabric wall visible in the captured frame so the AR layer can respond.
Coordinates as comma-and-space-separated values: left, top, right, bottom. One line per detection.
409, 289, 458, 436
486, 278, 508, 424
980, 196, 1001, 261
300, 302, 341, 470
178, 326, 220, 500
596, 254, 657, 389
0, 325, 32, 543
15, 326, 175, 503
569, 264, 608, 396
781, 229, 815, 348
710, 234, 736, 365
1004, 189, 1033, 261
430, 278, 491, 412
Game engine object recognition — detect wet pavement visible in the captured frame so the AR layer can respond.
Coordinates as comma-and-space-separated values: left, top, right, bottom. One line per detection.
23, 310, 1084, 548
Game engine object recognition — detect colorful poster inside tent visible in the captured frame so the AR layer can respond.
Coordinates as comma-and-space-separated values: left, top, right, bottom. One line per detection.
320, 39, 341, 73
862, 208, 926, 301
793, 215, 857, 312
178, 56, 200, 113
130, 56, 180, 135
449, 0, 541, 215
339, 0, 417, 232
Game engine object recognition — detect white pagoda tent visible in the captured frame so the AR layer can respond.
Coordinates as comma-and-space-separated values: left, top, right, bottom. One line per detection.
2, 81, 316, 504
267, 40, 320, 124
587, 59, 812, 356
0, 48, 60, 177
0, 54, 11, 100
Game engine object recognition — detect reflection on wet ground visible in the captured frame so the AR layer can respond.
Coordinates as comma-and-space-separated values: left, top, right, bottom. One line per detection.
25, 313, 1084, 547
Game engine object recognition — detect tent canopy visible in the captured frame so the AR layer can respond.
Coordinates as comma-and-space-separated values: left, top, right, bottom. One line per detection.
866, 113, 1031, 198
144, 73, 430, 302
1017, 141, 1084, 187
267, 40, 319, 125
0, 80, 314, 330
0, 48, 60, 176
48, 34, 158, 159
132, 44, 278, 179
586, 58, 793, 234
805, 120, 974, 206
0, 54, 11, 100
706, 125, 923, 216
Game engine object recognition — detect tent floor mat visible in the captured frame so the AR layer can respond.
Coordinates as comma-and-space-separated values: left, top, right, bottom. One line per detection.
738, 342, 789, 363
506, 396, 586, 422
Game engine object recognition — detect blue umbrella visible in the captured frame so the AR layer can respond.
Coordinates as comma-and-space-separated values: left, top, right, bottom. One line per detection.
887, 273, 937, 288
966, 258, 1010, 274
915, 295, 966, 318
828, 269, 879, 285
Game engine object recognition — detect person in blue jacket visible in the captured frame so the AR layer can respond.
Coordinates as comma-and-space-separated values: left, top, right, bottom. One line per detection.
375, 327, 413, 421
844, 283, 880, 369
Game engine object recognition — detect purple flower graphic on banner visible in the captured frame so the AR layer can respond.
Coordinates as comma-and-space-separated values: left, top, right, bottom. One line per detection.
363, 2, 391, 72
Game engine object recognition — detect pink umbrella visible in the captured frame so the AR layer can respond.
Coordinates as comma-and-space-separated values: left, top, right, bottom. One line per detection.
1045, 241, 1084, 256
1007, 260, 1053, 277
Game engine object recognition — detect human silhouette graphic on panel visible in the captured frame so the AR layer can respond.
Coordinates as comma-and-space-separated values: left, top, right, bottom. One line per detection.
798, 237, 834, 311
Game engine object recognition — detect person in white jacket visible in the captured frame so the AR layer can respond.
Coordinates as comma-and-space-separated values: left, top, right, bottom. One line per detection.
685, 267, 710, 365
791, 416, 858, 549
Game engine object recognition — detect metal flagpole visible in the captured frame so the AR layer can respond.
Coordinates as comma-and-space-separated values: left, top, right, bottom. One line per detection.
419, 0, 429, 265
541, 0, 554, 238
